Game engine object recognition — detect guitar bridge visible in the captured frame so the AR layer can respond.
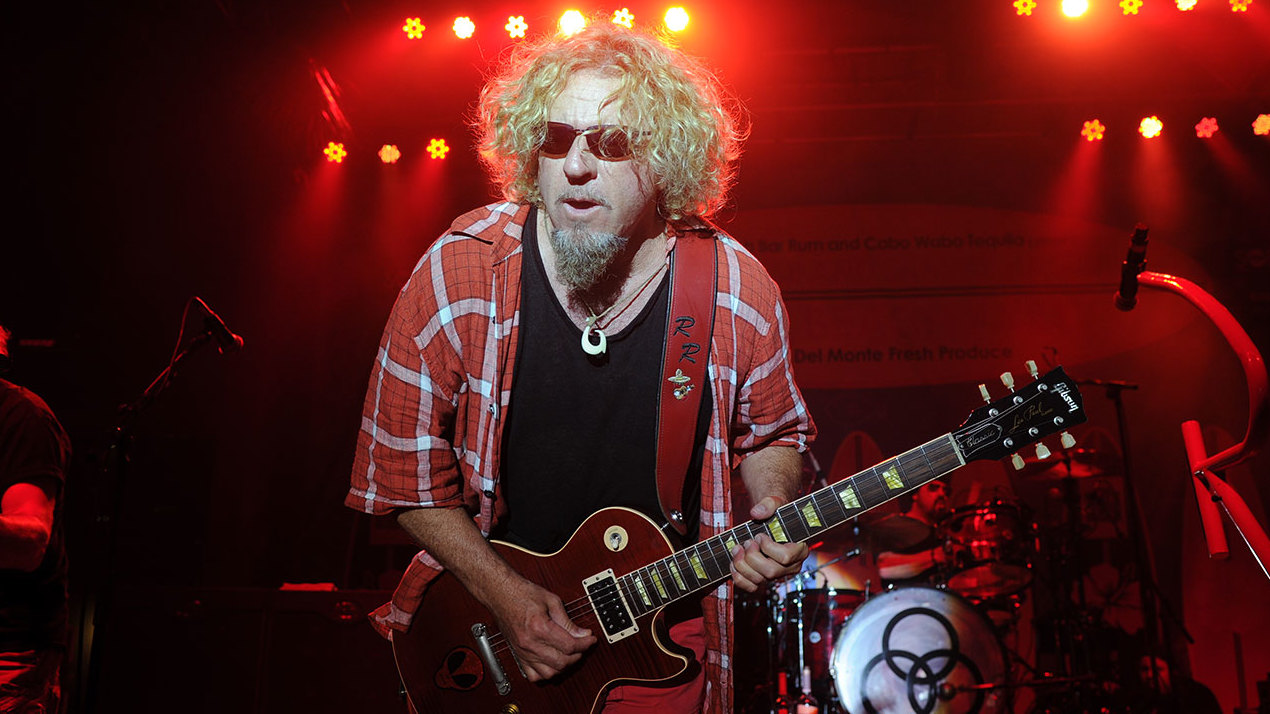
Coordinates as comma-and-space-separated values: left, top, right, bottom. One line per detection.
582, 569, 638, 643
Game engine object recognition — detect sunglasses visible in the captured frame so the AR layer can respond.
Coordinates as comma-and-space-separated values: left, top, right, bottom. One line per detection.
539, 122, 642, 160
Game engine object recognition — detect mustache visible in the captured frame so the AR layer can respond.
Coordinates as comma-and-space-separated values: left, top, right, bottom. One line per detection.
557, 192, 610, 208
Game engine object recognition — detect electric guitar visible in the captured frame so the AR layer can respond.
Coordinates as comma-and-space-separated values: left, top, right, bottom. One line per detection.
394, 365, 1087, 713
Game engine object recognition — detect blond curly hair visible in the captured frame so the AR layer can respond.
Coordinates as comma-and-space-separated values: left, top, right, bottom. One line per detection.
474, 22, 747, 221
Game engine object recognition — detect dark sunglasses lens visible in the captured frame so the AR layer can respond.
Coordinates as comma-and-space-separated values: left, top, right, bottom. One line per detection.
589, 129, 632, 159
541, 123, 576, 155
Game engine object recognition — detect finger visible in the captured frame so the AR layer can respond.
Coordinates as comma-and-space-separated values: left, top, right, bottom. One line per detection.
547, 595, 594, 643
758, 537, 809, 568
730, 542, 765, 592
749, 496, 781, 520
741, 538, 788, 582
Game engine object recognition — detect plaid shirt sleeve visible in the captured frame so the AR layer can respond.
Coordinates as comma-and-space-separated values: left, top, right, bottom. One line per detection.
722, 238, 815, 462
699, 233, 816, 714
346, 235, 494, 516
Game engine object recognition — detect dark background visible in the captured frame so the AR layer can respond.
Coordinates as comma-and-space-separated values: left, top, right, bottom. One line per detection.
3, 1, 1268, 711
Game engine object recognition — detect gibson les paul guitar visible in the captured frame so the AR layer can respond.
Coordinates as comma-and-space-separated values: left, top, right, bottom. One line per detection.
394, 365, 1086, 713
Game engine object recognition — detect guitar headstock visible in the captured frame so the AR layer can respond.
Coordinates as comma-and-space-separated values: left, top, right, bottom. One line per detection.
953, 363, 1087, 466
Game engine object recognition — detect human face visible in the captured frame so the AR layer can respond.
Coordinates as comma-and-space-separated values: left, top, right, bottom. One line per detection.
913, 481, 949, 521
537, 70, 661, 245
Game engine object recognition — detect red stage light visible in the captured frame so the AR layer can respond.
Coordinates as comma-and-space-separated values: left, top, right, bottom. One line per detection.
1139, 116, 1164, 138
1176, 0, 1198, 8
1013, 0, 1038, 15
1230, 0, 1251, 11
1194, 118, 1219, 138
1254, 114, 1270, 136
1062, 0, 1090, 17
664, 7, 690, 32
1120, 0, 1144, 13
324, 141, 347, 163
559, 10, 587, 36
379, 145, 402, 164
1081, 119, 1106, 141
402, 18, 425, 39
505, 15, 528, 38
453, 16, 476, 39
612, 8, 636, 28
427, 139, 451, 159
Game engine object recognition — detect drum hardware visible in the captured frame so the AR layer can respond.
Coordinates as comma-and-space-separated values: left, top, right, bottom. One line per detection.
938, 501, 1036, 600
774, 546, 869, 711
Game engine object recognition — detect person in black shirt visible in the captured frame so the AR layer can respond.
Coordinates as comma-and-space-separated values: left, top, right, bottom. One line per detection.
0, 324, 71, 713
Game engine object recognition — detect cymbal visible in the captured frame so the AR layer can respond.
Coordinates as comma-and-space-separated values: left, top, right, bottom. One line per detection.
862, 514, 934, 552
1016, 447, 1120, 479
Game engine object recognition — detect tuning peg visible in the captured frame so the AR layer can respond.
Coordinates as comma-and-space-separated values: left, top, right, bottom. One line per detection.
1060, 431, 1076, 449
1025, 360, 1039, 379
1000, 371, 1015, 392
1011, 453, 1026, 470
978, 384, 992, 404
1035, 443, 1051, 460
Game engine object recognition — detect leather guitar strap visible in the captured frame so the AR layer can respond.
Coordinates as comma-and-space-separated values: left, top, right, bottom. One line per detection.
656, 228, 718, 537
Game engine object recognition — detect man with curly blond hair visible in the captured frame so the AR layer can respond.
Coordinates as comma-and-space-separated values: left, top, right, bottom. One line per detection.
349, 22, 815, 713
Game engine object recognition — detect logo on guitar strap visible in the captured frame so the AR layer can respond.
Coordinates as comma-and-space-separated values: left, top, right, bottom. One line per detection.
434, 647, 484, 691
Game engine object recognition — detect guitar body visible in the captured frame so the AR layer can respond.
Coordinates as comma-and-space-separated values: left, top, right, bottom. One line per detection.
393, 508, 693, 714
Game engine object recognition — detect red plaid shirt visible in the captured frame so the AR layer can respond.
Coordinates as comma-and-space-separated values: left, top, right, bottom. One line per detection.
347, 202, 815, 713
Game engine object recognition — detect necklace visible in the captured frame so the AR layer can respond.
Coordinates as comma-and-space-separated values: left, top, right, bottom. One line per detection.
580, 261, 666, 356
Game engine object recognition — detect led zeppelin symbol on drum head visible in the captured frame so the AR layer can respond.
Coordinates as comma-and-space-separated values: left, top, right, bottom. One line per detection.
831, 587, 1006, 714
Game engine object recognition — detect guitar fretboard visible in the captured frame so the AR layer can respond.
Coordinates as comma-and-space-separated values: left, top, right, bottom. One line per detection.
613, 434, 965, 619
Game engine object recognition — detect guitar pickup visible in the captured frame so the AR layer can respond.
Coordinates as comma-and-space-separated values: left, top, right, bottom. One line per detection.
582, 570, 638, 643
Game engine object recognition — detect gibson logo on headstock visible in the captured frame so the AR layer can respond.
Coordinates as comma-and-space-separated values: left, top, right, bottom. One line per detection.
1054, 381, 1080, 413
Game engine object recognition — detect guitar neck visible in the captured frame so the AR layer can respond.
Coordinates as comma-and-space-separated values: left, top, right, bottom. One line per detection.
614, 434, 964, 619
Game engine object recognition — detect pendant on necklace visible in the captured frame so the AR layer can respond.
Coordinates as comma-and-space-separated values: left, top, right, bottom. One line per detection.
581, 321, 607, 355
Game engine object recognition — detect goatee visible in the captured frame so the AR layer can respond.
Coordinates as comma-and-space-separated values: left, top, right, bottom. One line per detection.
548, 226, 628, 293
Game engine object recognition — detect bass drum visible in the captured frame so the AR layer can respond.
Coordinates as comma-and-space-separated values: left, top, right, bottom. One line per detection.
830, 587, 1007, 714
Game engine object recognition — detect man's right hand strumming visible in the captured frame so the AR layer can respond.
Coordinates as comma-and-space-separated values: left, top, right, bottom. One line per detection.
485, 576, 597, 682
396, 506, 596, 681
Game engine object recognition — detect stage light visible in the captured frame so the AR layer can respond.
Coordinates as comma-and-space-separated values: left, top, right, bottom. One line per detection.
664, 7, 690, 32
1081, 119, 1106, 141
1176, 0, 1198, 8
1139, 116, 1164, 138
1062, 0, 1090, 17
453, 16, 476, 39
379, 144, 402, 164
1194, 118, 1219, 138
1254, 114, 1270, 136
427, 138, 451, 159
506, 15, 528, 38
1120, 0, 1144, 13
324, 141, 347, 163
559, 10, 587, 36
402, 18, 425, 39
1013, 0, 1038, 15
612, 8, 635, 28
1230, 0, 1251, 11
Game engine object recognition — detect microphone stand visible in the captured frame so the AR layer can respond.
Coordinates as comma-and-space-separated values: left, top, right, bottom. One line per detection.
76, 330, 225, 713
1077, 377, 1179, 693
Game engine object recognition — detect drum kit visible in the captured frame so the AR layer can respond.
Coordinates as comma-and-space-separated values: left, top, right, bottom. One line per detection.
736, 457, 1124, 714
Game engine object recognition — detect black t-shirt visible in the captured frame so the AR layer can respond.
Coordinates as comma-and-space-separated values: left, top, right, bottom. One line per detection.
496, 209, 707, 553
0, 379, 70, 650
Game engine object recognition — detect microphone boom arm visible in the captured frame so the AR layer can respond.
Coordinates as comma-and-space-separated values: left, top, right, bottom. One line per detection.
1133, 268, 1270, 578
